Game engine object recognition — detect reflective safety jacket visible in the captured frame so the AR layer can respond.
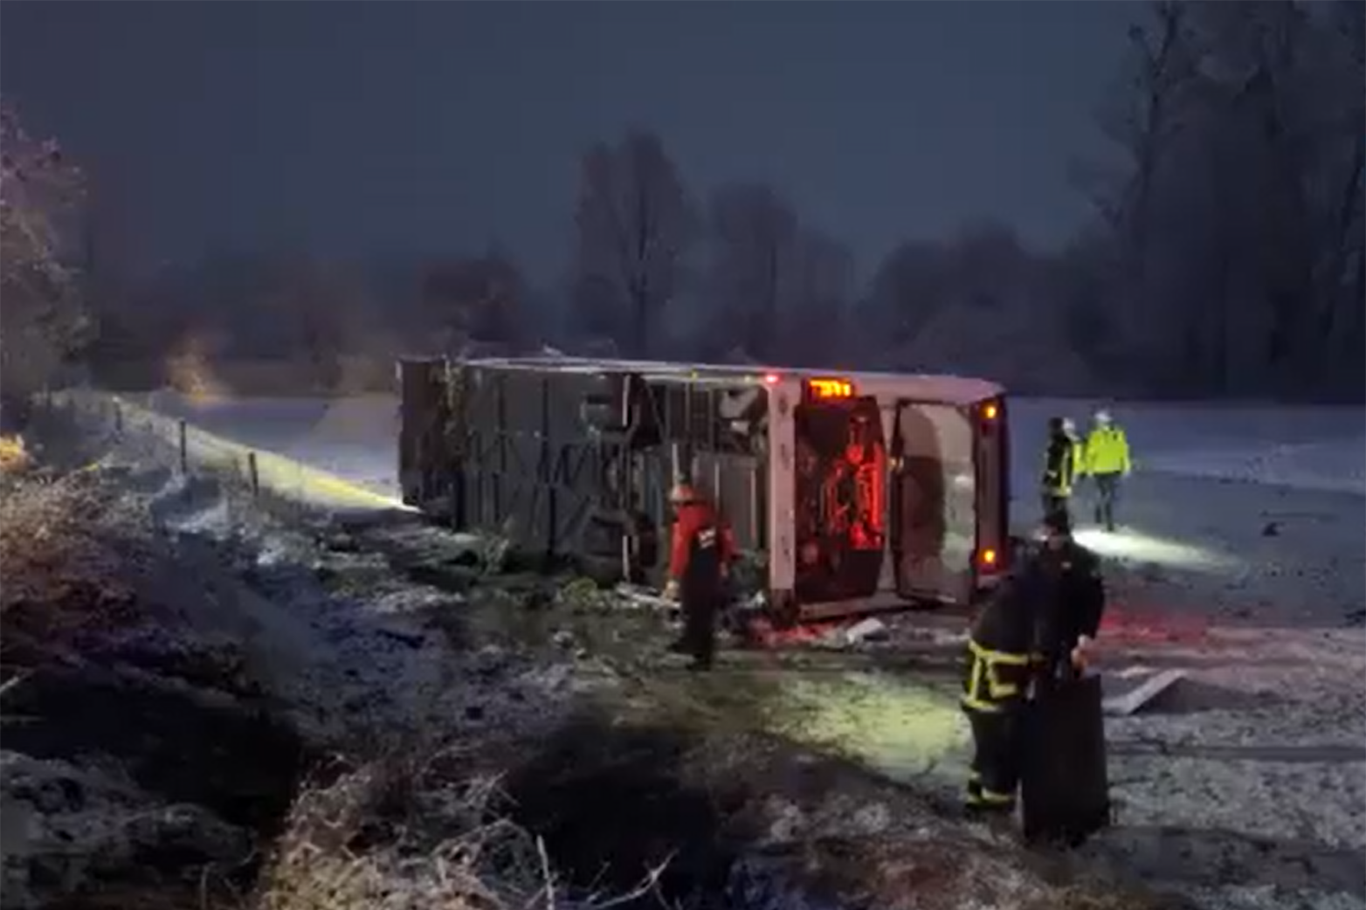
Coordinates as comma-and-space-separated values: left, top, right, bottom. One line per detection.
1083, 425, 1131, 476
962, 542, 1105, 713
1041, 432, 1078, 496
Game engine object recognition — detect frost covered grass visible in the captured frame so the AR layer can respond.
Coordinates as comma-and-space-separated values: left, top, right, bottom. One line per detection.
0, 469, 146, 654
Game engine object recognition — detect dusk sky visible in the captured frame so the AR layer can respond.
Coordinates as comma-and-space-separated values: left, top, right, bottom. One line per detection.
1, 1, 1141, 282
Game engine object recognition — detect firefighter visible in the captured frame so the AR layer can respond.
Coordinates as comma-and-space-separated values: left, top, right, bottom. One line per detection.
1063, 418, 1084, 478
1082, 409, 1132, 531
662, 482, 735, 671
962, 510, 1105, 816
1040, 416, 1078, 524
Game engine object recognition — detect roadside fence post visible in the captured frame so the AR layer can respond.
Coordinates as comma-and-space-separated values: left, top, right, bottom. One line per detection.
248, 451, 260, 498
178, 420, 188, 475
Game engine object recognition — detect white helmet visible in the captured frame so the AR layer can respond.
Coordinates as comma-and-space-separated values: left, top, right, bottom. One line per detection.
1062, 418, 1077, 435
1094, 409, 1112, 426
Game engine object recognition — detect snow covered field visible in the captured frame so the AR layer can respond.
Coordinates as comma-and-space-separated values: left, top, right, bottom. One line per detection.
106, 388, 1366, 908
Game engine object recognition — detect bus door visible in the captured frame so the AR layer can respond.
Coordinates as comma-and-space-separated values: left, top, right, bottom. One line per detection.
890, 398, 1006, 606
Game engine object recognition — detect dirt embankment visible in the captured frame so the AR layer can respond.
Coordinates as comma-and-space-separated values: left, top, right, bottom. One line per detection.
0, 408, 1180, 910
0, 447, 313, 908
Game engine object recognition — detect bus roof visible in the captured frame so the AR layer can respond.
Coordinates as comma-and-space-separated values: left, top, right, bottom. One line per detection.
428, 355, 1006, 407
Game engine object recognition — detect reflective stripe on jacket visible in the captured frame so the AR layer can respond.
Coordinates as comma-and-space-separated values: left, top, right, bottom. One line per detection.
962, 575, 1039, 713
963, 637, 1037, 713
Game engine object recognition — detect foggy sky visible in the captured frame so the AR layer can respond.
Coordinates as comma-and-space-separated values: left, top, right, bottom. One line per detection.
1, 1, 1140, 281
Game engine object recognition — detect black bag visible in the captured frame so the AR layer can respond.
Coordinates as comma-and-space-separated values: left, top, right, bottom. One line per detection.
1021, 673, 1112, 847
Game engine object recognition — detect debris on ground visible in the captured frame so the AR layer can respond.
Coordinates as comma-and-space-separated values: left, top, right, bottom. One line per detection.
1102, 668, 1188, 717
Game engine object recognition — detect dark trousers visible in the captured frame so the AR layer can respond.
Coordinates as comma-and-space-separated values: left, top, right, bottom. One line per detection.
1040, 492, 1070, 525
965, 706, 1022, 811
1092, 473, 1121, 530
680, 590, 719, 669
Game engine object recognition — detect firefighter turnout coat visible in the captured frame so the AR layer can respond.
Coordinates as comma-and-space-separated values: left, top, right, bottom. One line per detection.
962, 539, 1106, 808
1042, 432, 1079, 498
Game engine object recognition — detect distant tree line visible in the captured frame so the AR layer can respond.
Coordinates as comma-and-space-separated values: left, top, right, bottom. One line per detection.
3, 0, 1361, 404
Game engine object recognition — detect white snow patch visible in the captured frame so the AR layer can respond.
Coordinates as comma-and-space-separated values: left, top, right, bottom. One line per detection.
1143, 440, 1366, 497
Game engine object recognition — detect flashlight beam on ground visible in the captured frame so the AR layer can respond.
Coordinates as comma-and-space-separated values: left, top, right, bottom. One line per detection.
1073, 527, 1238, 574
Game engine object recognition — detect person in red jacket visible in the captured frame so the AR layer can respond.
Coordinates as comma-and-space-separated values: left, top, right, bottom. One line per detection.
662, 482, 735, 671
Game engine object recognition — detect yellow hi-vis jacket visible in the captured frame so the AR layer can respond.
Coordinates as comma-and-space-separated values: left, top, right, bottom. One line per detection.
1082, 425, 1132, 476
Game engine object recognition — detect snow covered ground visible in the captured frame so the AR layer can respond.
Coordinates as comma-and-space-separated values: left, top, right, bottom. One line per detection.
100, 389, 1366, 909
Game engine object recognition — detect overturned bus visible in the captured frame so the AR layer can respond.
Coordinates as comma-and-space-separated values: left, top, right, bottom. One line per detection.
399, 355, 1010, 624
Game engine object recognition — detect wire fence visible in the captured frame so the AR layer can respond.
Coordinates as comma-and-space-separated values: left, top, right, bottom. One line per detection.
46, 388, 408, 517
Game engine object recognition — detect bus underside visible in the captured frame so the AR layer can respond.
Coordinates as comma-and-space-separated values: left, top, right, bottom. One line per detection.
399, 357, 1006, 621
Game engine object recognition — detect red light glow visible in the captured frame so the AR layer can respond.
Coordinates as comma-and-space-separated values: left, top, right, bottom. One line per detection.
763, 372, 781, 385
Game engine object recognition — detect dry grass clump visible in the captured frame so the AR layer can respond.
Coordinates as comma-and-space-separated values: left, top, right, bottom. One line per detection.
0, 469, 144, 641
251, 750, 564, 910
256, 765, 528, 910
254, 744, 669, 910
0, 433, 32, 473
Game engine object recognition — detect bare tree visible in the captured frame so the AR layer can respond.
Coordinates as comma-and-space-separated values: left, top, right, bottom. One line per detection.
705, 182, 799, 362
422, 250, 525, 351
1098, 2, 1205, 260
1072, 0, 1211, 385
1297, 0, 1364, 380
700, 183, 854, 365
784, 227, 854, 367
0, 103, 87, 413
571, 129, 696, 357
865, 239, 951, 350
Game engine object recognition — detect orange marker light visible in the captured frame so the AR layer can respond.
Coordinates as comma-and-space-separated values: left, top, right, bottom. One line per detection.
980, 548, 998, 567
807, 377, 854, 399
982, 402, 999, 421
